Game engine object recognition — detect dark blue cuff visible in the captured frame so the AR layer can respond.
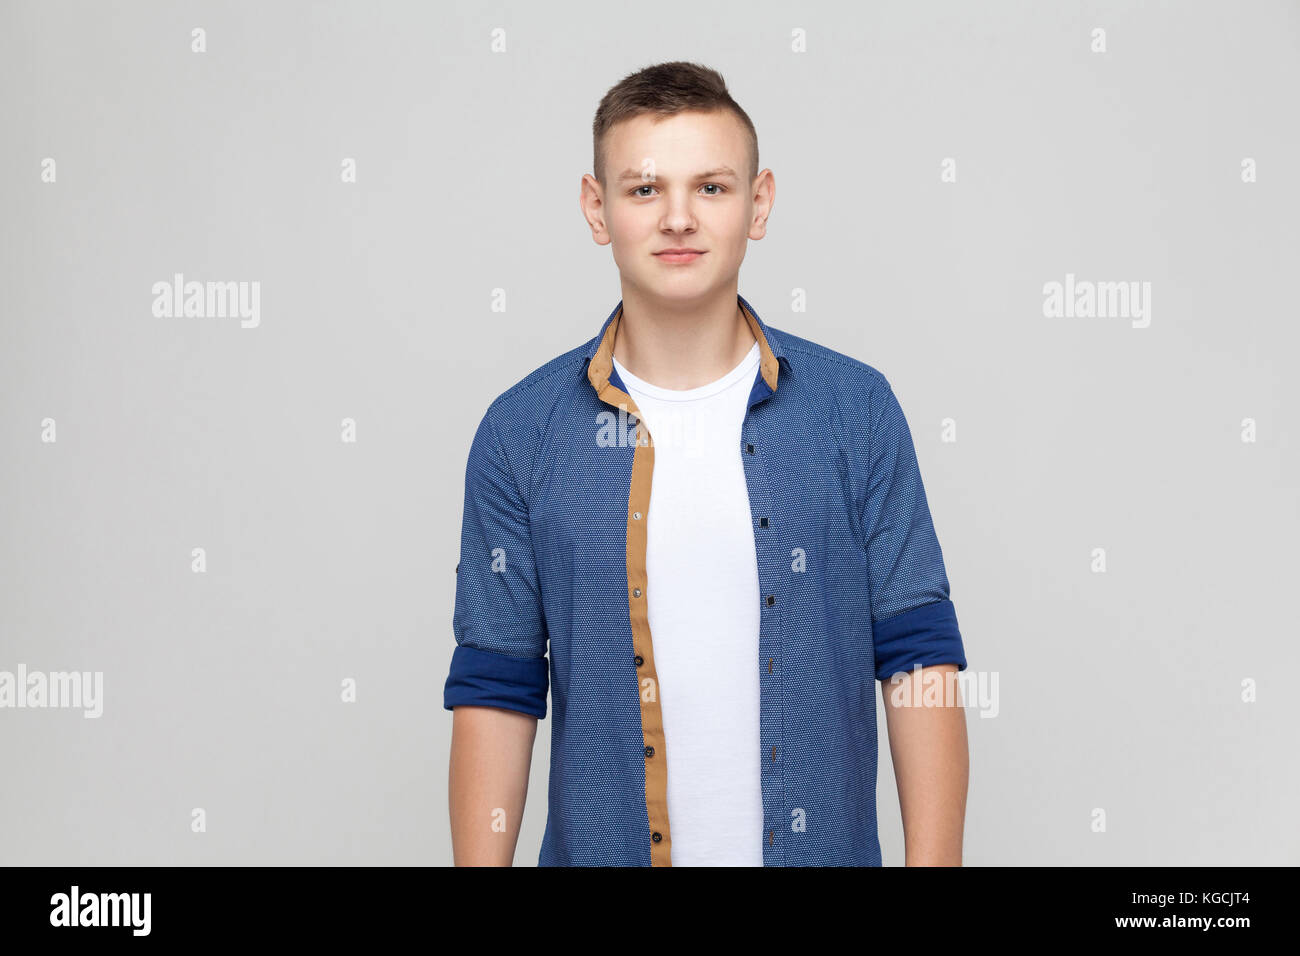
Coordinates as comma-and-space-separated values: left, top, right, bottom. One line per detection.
443, 644, 549, 719
872, 599, 967, 681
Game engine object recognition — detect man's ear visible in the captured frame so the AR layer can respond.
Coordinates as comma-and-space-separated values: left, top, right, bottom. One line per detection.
580, 172, 611, 245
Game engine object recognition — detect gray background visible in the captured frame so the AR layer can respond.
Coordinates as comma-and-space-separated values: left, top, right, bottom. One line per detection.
1, 0, 1296, 865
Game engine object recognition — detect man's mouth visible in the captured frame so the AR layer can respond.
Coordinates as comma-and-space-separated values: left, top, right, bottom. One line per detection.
654, 248, 706, 263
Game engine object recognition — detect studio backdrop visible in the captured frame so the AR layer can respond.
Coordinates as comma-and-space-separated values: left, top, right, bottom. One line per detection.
1, 0, 1296, 865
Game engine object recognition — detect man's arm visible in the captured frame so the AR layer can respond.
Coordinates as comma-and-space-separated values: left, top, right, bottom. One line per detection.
881, 663, 968, 865
443, 406, 551, 865
448, 705, 538, 866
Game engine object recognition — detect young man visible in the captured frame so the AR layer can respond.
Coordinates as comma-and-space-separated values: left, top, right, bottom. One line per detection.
445, 62, 969, 867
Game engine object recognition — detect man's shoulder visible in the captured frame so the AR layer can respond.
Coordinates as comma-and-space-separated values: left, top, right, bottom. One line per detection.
766, 323, 894, 400
480, 338, 592, 418
467, 333, 603, 463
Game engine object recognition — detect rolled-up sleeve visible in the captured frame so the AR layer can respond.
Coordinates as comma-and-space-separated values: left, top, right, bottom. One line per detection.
443, 405, 549, 719
862, 379, 967, 681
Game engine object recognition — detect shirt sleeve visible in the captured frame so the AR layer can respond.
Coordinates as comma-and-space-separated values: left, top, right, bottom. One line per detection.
862, 378, 967, 681
442, 405, 550, 719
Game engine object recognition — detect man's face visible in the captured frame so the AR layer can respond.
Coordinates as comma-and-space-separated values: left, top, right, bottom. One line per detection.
584, 109, 770, 303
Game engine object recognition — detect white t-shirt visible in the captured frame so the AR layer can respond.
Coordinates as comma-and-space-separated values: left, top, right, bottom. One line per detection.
612, 340, 764, 866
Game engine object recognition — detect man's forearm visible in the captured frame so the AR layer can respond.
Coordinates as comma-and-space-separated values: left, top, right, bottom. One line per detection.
448, 705, 538, 865
881, 663, 969, 865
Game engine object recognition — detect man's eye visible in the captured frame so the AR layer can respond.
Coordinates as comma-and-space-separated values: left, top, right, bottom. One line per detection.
630, 184, 725, 197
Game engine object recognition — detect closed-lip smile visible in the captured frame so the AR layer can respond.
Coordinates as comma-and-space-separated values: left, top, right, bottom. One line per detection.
654, 247, 705, 264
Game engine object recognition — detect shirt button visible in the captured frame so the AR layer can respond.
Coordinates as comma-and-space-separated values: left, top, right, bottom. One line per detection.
644, 745, 655, 758
746, 443, 755, 454
766, 594, 775, 606
759, 517, 768, 528
632, 511, 642, 520
634, 654, 644, 666
652, 831, 663, 843
633, 587, 642, 598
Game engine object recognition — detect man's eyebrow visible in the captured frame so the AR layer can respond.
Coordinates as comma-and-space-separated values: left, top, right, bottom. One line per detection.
614, 166, 741, 184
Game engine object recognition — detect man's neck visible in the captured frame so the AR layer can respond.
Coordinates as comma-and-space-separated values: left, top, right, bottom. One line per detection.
612, 288, 756, 391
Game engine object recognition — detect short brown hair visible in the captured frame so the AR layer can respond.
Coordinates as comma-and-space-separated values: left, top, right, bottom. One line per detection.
592, 61, 759, 188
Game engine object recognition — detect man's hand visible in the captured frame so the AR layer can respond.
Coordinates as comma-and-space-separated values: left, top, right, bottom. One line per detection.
881, 663, 969, 865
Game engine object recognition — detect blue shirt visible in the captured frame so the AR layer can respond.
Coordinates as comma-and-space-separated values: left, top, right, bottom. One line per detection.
443, 294, 967, 866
